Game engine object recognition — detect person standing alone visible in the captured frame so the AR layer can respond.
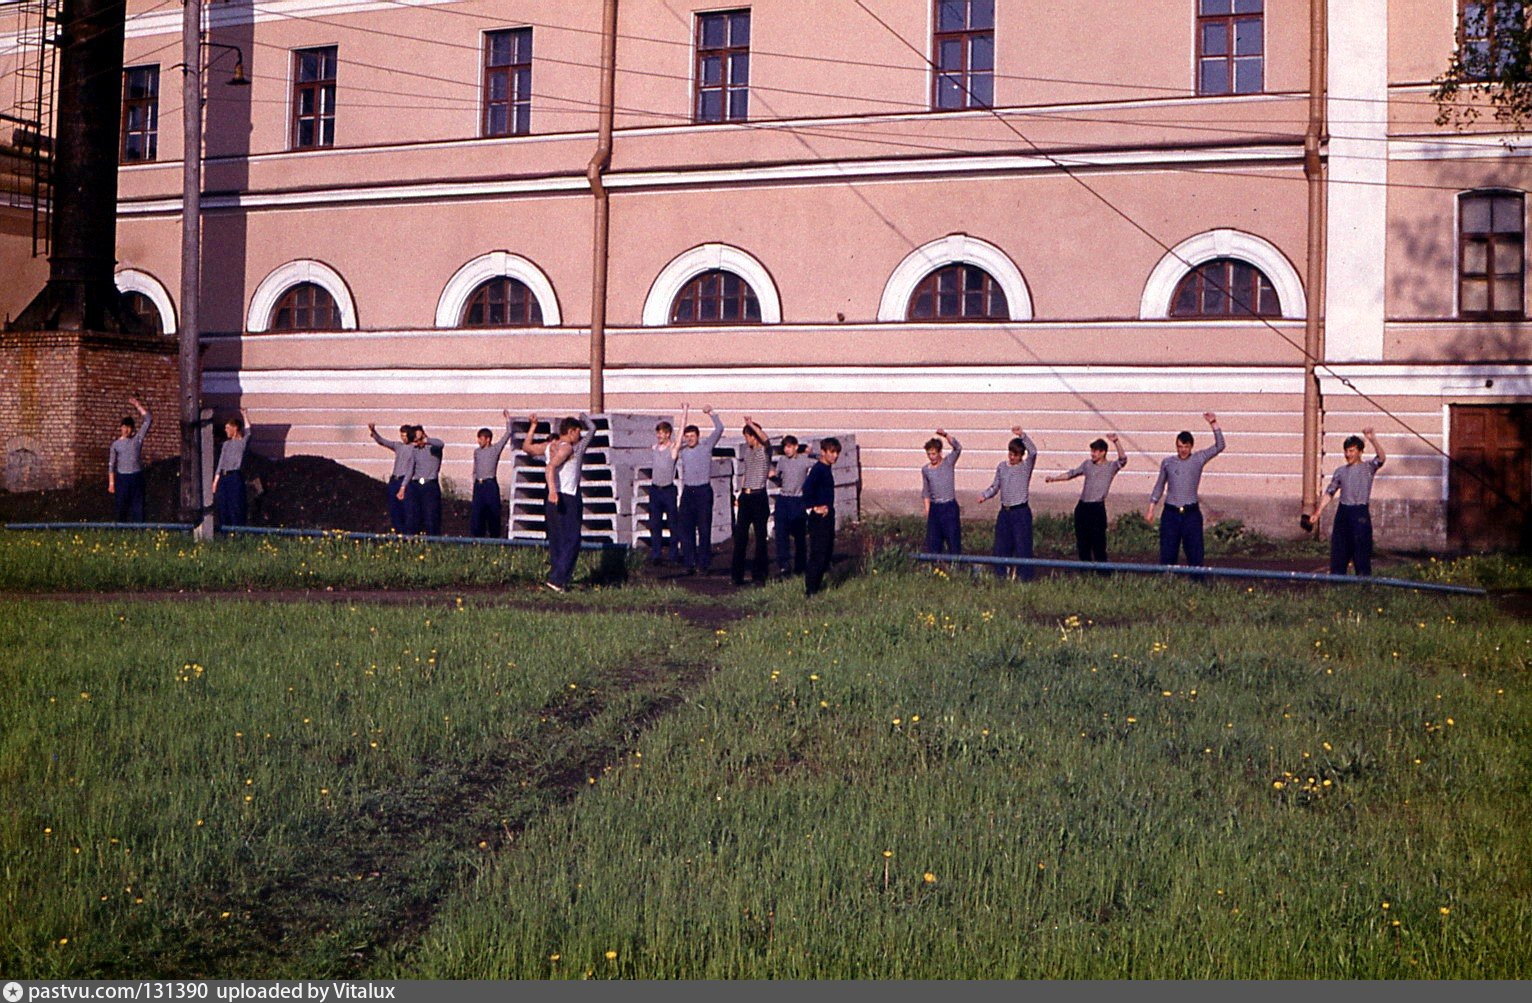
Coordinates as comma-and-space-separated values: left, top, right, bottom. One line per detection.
1308, 427, 1386, 576
108, 396, 151, 523
211, 407, 252, 529
469, 410, 515, 538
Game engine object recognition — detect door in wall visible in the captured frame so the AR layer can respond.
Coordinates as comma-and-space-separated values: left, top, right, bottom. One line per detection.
1448, 404, 1531, 551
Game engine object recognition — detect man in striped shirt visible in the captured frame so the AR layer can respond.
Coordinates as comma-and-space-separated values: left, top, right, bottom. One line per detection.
731, 416, 772, 586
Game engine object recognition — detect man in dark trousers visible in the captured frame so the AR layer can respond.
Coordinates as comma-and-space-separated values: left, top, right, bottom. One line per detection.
771, 434, 815, 578
1145, 412, 1225, 568
108, 396, 151, 523
674, 403, 724, 576
211, 407, 252, 529
731, 416, 772, 586
975, 426, 1038, 580
400, 425, 445, 536
1308, 427, 1386, 576
803, 437, 841, 597
522, 412, 596, 592
1047, 433, 1128, 563
470, 410, 515, 538
369, 421, 415, 533
647, 420, 681, 565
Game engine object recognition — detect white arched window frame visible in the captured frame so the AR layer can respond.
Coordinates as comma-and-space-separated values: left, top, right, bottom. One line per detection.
642, 243, 783, 326
435, 250, 562, 327
1140, 229, 1306, 319
878, 234, 1033, 322
246, 259, 358, 333
114, 268, 177, 334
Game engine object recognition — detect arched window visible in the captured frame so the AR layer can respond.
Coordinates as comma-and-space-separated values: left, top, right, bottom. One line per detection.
119, 290, 163, 336
1169, 257, 1281, 317
461, 277, 544, 327
669, 269, 761, 324
270, 282, 341, 332
907, 263, 1009, 321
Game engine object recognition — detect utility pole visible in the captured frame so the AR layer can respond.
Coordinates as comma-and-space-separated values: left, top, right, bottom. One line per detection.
1301, 0, 1328, 522
586, 0, 618, 412
180, 0, 209, 537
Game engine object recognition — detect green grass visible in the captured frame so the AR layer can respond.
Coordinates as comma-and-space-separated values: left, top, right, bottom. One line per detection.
859, 511, 1331, 562
0, 530, 635, 592
0, 600, 704, 978
392, 571, 1530, 979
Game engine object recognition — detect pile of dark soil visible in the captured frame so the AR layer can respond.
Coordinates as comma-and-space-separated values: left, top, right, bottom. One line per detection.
0, 454, 473, 534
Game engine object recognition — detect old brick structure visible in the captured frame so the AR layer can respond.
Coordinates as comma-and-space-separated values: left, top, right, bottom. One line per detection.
0, 328, 177, 492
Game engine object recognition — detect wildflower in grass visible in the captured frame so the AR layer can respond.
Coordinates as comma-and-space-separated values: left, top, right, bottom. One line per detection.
605, 950, 618, 961
923, 872, 936, 884
1440, 906, 1451, 916
883, 850, 893, 858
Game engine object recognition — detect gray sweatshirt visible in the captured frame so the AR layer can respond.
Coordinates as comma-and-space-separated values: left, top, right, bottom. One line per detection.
1063, 455, 1128, 503
406, 437, 446, 482
677, 412, 724, 487
1326, 457, 1384, 506
773, 453, 816, 497
473, 419, 515, 481
1149, 428, 1225, 507
109, 411, 151, 475
215, 435, 247, 475
979, 434, 1038, 506
650, 442, 678, 488
920, 437, 962, 504
371, 428, 414, 479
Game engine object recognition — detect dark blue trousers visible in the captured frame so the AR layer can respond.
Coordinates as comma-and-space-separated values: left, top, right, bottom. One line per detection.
805, 512, 835, 596
1330, 504, 1373, 576
732, 490, 770, 584
114, 471, 145, 523
679, 484, 714, 571
1075, 500, 1109, 562
546, 490, 583, 588
386, 476, 407, 533
470, 479, 502, 538
647, 484, 680, 562
774, 495, 807, 574
993, 502, 1034, 580
215, 475, 246, 528
1159, 504, 1204, 567
926, 499, 962, 555
410, 479, 442, 536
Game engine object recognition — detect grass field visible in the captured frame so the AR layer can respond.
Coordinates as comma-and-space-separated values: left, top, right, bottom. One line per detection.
2, 528, 1528, 979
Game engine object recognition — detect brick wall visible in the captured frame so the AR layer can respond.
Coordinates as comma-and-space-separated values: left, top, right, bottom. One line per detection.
0, 330, 180, 491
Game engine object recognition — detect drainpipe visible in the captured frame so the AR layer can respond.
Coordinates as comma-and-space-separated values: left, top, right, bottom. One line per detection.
587, 0, 618, 412
1301, 0, 1328, 520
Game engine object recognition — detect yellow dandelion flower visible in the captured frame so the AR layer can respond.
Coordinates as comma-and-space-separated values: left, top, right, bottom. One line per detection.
1440, 906, 1451, 916
605, 950, 618, 961
549, 953, 560, 962
910, 715, 920, 723
58, 938, 68, 946
923, 872, 936, 884
882, 850, 893, 858
1381, 902, 1390, 910
892, 717, 902, 726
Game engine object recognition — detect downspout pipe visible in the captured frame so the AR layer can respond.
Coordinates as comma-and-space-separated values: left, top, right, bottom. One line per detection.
1301, 0, 1328, 519
587, 0, 618, 412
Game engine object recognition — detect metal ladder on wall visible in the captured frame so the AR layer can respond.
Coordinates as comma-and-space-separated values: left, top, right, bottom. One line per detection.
5, 0, 61, 256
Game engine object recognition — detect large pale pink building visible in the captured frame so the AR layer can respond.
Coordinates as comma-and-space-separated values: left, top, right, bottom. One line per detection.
2, 1, 1528, 547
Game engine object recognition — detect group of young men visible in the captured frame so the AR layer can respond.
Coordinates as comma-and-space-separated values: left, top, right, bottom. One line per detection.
111, 398, 1388, 587
918, 411, 1387, 579
644, 406, 843, 596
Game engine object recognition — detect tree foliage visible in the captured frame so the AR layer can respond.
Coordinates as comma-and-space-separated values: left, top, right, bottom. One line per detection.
1432, 1, 1532, 131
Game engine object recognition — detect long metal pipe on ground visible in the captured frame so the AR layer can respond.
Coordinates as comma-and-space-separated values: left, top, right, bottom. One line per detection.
912, 552, 1486, 597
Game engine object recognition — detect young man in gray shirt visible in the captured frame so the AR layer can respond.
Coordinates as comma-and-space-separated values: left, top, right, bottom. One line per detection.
1047, 433, 1128, 563
1145, 412, 1224, 567
108, 396, 151, 523
369, 421, 415, 533
469, 410, 515, 538
675, 403, 724, 575
647, 420, 681, 565
731, 416, 773, 586
400, 426, 446, 536
1308, 427, 1386, 576
975, 426, 1038, 580
771, 434, 816, 577
211, 407, 252, 529
922, 428, 963, 555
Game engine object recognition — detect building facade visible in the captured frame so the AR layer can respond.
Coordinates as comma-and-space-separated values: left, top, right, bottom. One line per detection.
1, 0, 1528, 546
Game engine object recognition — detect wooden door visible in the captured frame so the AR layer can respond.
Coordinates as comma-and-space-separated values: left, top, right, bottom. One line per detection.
1449, 405, 1531, 551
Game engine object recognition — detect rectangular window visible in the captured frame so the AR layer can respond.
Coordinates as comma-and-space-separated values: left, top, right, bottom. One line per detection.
1459, 1, 1528, 81
292, 46, 338, 149
932, 0, 994, 110
1196, 0, 1263, 96
695, 9, 750, 123
484, 27, 533, 137
1460, 191, 1525, 319
121, 65, 159, 163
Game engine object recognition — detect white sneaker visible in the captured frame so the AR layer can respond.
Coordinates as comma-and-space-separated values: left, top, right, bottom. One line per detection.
544, 581, 565, 593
